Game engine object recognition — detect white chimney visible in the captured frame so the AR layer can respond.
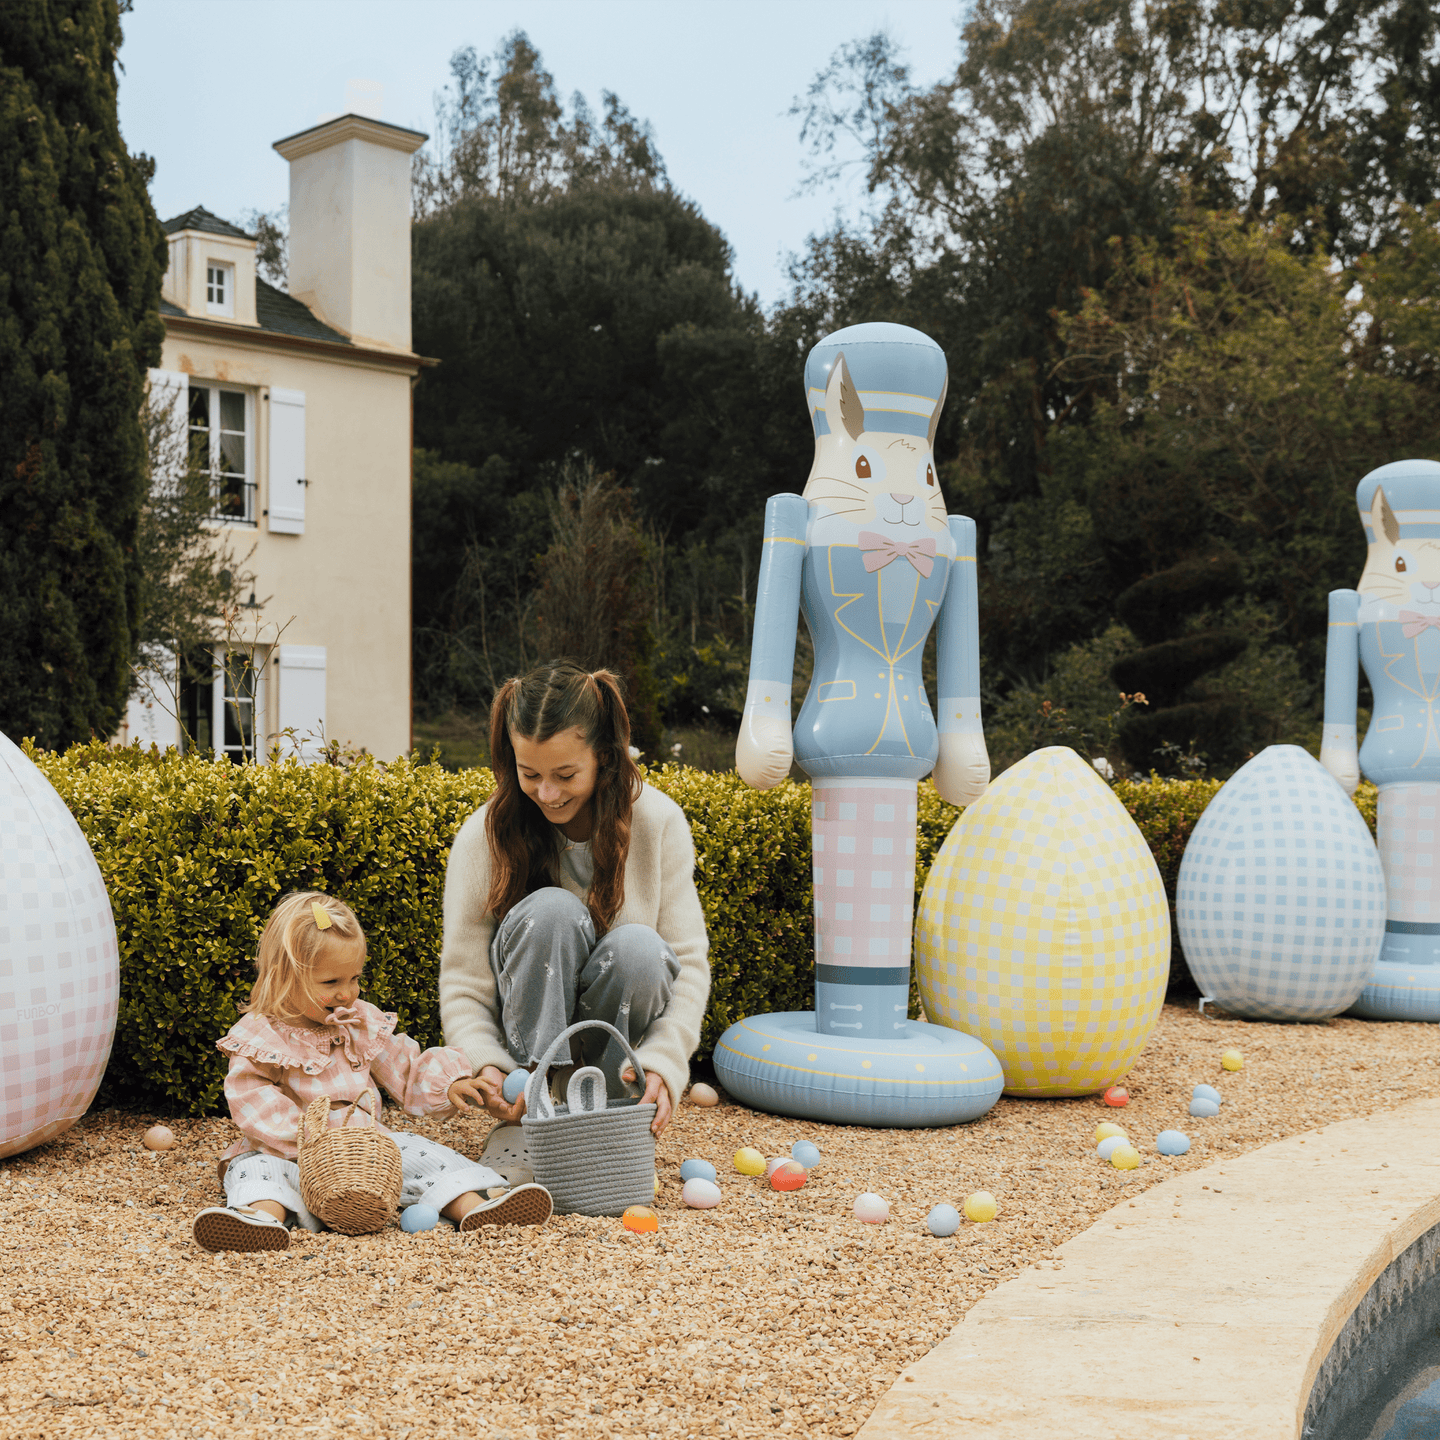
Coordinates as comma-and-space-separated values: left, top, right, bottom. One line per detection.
272, 114, 427, 353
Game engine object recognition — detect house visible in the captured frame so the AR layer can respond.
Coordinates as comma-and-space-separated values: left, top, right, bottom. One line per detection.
125, 114, 428, 761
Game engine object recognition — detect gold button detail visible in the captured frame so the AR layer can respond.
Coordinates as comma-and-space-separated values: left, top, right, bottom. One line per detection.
807, 1053, 818, 1062
875, 693, 882, 699
764, 695, 771, 703
862, 1060, 873, 1069
915, 1063, 926, 1073
762, 1044, 772, 1052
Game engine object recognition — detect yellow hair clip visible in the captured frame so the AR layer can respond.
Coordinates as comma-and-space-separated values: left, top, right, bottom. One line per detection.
311, 901, 333, 931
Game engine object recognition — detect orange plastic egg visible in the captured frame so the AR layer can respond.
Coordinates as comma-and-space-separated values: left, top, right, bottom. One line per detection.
1102, 1086, 1129, 1107
622, 1206, 658, 1233
769, 1161, 807, 1192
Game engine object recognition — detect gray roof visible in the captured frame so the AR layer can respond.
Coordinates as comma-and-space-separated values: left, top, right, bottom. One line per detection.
162, 206, 254, 239
160, 278, 351, 346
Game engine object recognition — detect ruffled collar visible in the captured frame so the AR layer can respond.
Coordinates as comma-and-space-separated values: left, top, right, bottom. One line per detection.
218, 1001, 397, 1076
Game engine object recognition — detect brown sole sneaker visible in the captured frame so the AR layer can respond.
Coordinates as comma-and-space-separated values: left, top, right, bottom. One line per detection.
193, 1206, 291, 1253
459, 1183, 553, 1231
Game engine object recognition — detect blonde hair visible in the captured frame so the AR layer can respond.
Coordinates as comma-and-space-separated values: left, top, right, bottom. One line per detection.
241, 891, 366, 1025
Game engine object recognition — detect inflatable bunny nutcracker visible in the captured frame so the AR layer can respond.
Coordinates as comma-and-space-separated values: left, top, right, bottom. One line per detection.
1321, 459, 1440, 1021
712, 323, 1003, 1127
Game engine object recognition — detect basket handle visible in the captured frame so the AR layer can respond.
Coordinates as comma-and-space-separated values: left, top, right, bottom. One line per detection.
297, 1090, 380, 1155
523, 1019, 647, 1120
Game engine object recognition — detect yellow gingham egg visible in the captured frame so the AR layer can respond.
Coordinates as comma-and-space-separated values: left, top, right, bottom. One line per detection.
915, 746, 1169, 1097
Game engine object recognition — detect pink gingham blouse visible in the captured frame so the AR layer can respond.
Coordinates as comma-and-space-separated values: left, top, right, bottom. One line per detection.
216, 1000, 471, 1163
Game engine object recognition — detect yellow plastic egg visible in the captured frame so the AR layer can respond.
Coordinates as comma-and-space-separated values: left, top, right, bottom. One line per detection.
1110, 1145, 1141, 1171
963, 1191, 997, 1223
734, 1147, 766, 1176
1221, 1049, 1244, 1072
1094, 1122, 1126, 1144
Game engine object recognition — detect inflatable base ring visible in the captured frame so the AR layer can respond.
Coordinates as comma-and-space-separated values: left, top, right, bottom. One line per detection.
1347, 962, 1440, 1022
712, 1011, 1003, 1129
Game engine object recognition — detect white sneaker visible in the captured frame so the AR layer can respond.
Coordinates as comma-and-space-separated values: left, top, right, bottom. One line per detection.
192, 1205, 290, 1253
481, 1124, 533, 1187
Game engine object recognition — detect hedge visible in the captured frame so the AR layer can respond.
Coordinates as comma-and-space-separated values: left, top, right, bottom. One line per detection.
27, 742, 1380, 1114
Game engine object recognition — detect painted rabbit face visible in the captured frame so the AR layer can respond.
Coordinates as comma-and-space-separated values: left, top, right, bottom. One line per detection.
802, 354, 949, 537
1358, 485, 1440, 612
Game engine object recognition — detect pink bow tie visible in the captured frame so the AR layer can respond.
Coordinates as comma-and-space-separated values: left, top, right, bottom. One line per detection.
1400, 610, 1440, 638
858, 531, 937, 578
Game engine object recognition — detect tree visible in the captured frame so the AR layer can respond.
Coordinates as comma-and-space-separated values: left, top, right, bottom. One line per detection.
0, 0, 167, 746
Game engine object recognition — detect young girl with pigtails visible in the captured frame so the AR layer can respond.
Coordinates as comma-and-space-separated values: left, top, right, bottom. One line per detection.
439, 662, 711, 1174
193, 890, 552, 1252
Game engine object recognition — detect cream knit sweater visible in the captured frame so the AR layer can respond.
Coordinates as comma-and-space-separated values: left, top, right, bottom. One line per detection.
438, 783, 711, 1106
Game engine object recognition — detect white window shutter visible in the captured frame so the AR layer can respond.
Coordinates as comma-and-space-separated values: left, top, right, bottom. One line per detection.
277, 645, 326, 760
268, 387, 306, 534
146, 368, 188, 495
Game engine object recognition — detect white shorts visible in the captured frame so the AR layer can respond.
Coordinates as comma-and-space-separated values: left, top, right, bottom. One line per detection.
223, 1132, 503, 1230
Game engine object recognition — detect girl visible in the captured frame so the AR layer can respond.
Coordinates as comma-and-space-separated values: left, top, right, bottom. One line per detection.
439, 662, 710, 1154
193, 890, 553, 1253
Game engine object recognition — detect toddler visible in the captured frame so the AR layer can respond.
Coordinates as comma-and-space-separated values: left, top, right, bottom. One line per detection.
193, 890, 552, 1252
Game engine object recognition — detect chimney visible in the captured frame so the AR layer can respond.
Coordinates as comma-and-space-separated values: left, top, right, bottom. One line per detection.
272, 114, 427, 353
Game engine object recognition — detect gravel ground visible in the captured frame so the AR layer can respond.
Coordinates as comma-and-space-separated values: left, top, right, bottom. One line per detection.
3, 1002, 1438, 1440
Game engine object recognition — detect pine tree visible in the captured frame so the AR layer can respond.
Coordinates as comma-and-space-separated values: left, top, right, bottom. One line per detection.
0, 0, 167, 746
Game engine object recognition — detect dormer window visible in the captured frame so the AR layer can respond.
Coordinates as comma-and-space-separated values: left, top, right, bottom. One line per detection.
206, 261, 235, 316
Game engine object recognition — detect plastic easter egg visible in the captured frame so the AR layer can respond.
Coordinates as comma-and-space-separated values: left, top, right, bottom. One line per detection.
854, 1192, 890, 1224
687, 1083, 720, 1107
622, 1206, 659, 1233
1177, 746, 1384, 1020
1189, 1097, 1220, 1118
917, 748, 1169, 1097
1192, 1084, 1222, 1105
401, 1204, 440, 1234
1110, 1145, 1141, 1171
502, 1069, 528, 1104
143, 1125, 176, 1152
1156, 1130, 1191, 1156
791, 1141, 822, 1170
1095, 1122, 1127, 1144
769, 1161, 807, 1192
764, 1156, 790, 1180
734, 1147, 766, 1176
963, 1191, 998, 1223
681, 1178, 722, 1209
1103, 1086, 1130, 1107
1221, 1050, 1244, 1072
654, 1174, 661, 1197
927, 1204, 961, 1237
1096, 1135, 1128, 1161
680, 1158, 717, 1183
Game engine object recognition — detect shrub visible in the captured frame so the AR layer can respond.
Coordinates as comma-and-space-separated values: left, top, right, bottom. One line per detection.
30, 742, 1381, 1113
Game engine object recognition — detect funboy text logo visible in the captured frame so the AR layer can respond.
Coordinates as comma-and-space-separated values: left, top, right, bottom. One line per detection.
12, 1003, 62, 1023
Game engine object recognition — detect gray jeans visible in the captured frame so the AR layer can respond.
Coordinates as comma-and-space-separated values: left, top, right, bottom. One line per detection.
491, 887, 680, 1096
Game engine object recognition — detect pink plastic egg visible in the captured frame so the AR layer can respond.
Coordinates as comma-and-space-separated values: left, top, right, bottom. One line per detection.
143, 1125, 176, 1152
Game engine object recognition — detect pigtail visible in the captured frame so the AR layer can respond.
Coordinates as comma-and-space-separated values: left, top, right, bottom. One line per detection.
585, 669, 641, 933
485, 677, 561, 924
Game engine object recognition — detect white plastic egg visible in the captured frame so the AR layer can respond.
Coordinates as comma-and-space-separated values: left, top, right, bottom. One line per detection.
681, 1178, 722, 1209
854, 1192, 890, 1224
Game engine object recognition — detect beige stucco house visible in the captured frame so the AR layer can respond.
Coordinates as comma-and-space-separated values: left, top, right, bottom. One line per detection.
124, 114, 428, 761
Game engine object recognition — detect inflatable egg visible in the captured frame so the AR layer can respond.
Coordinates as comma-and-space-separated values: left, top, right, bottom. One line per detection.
143, 1125, 176, 1152
401, 1203, 440, 1233
502, 1069, 528, 1104
622, 1206, 659, 1233
854, 1192, 890, 1224
791, 1140, 821, 1169
1103, 1086, 1130, 1107
1189, 1097, 1220, 1118
1221, 1050, 1244, 1072
734, 1148, 766, 1176
680, 1158, 717, 1183
1192, 1084, 1221, 1105
1177, 746, 1384, 1020
964, 1191, 998, 1223
769, 1161, 807, 1192
927, 1204, 961, 1237
687, 1083, 720, 1107
916, 747, 1169, 1096
0, 731, 119, 1160
1096, 1135, 1128, 1161
1095, 1122, 1127, 1143
681, 1178, 722, 1209
1110, 1145, 1141, 1171
1156, 1130, 1191, 1156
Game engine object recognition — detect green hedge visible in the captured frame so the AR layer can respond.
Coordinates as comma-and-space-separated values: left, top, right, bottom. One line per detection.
28, 743, 1381, 1114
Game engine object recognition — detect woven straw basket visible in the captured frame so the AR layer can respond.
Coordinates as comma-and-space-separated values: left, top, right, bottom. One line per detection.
297, 1091, 402, 1235
521, 1020, 656, 1217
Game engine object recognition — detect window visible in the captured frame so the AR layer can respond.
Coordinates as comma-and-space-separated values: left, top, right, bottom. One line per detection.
188, 383, 255, 524
179, 648, 264, 762
205, 261, 234, 316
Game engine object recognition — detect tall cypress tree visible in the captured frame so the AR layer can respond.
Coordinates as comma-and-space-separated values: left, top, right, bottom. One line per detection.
0, 0, 166, 746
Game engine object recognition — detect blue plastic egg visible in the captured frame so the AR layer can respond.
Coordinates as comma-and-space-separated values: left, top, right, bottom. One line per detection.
1156, 1130, 1191, 1156
401, 1204, 440, 1234
679, 1158, 717, 1183
1192, 1084, 1221, 1105
926, 1204, 961, 1237
791, 1140, 822, 1170
1096, 1135, 1128, 1160
1189, 1097, 1220, 1118
502, 1069, 528, 1103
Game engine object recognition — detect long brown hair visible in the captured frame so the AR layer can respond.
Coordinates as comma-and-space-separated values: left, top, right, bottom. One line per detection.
485, 661, 642, 933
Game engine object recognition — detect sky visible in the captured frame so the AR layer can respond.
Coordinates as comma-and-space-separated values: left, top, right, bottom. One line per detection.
117, 0, 963, 307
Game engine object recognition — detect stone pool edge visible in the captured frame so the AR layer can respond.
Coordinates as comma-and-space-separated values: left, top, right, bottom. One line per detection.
857, 1095, 1440, 1440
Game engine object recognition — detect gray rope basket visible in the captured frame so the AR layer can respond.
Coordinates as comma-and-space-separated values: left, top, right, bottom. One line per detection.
520, 1020, 656, 1217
